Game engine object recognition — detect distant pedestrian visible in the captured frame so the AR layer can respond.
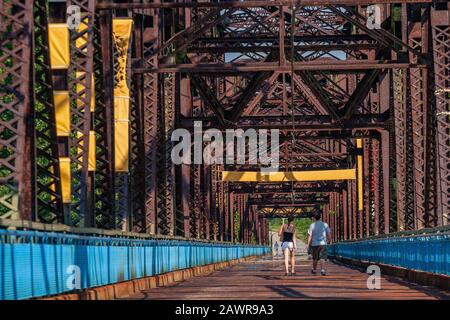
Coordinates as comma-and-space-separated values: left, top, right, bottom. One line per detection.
278, 216, 297, 276
274, 241, 279, 257
307, 210, 332, 276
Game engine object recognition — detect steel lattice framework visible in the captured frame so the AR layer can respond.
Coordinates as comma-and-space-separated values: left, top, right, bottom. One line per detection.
0, 0, 448, 245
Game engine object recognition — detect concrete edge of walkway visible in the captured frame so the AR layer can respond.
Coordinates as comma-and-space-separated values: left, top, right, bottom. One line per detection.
39, 255, 267, 300
332, 256, 450, 291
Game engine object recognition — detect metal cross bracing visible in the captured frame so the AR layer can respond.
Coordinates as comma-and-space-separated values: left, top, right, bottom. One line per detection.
0, 1, 448, 246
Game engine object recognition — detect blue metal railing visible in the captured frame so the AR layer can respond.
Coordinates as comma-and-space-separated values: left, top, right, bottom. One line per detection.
0, 229, 270, 300
329, 232, 450, 276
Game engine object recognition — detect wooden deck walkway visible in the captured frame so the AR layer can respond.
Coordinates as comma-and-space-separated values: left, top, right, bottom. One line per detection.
124, 256, 449, 300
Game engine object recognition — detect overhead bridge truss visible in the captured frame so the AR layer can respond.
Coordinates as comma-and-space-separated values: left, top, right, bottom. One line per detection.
0, 0, 449, 245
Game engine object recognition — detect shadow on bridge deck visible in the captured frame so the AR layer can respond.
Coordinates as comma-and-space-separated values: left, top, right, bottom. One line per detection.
122, 255, 449, 300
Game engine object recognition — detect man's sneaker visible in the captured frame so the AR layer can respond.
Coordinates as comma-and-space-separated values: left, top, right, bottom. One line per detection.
320, 269, 326, 276
311, 269, 316, 275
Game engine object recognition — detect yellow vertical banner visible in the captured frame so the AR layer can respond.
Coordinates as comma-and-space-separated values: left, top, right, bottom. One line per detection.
112, 19, 133, 172
53, 91, 70, 136
112, 19, 133, 97
114, 121, 129, 172
76, 71, 95, 112
77, 131, 96, 171
356, 139, 363, 211
59, 157, 71, 203
48, 23, 70, 69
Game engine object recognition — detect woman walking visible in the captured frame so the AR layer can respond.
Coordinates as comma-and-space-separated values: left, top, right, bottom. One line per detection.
278, 216, 297, 276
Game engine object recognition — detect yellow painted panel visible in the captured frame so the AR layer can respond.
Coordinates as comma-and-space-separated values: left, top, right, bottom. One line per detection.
114, 96, 129, 121
49, 165, 56, 201
76, 17, 88, 53
53, 91, 70, 136
76, 71, 95, 112
48, 24, 70, 69
221, 169, 356, 182
59, 157, 71, 203
112, 19, 133, 97
356, 138, 363, 211
77, 131, 96, 171
114, 121, 129, 172
356, 138, 363, 148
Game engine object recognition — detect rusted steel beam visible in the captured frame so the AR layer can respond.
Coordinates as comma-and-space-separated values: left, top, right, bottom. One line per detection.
190, 164, 201, 238
156, 73, 176, 235
180, 114, 388, 130
408, 7, 430, 230
135, 60, 419, 73
372, 138, 382, 235
252, 199, 329, 206
342, 188, 348, 240
130, 11, 145, 232
380, 131, 391, 234
193, 34, 374, 43
263, 213, 312, 218
67, 0, 96, 227
228, 191, 235, 242
0, 0, 34, 220
363, 139, 371, 236
343, 70, 381, 119
229, 182, 345, 193
226, 71, 273, 123
141, 11, 159, 235
96, 4, 116, 229
187, 44, 378, 54
33, 0, 64, 223
188, 72, 227, 126
257, 204, 319, 210
431, 4, 450, 225
97, 1, 433, 10
154, 8, 236, 60
179, 77, 193, 237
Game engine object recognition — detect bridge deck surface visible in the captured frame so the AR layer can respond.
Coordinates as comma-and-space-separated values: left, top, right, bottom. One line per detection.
124, 256, 449, 300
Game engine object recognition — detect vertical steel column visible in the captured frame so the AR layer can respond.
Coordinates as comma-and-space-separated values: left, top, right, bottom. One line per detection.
33, 0, 64, 223
190, 166, 201, 238
140, 9, 159, 234
409, 6, 429, 229
130, 9, 146, 232
393, 37, 416, 233
0, 0, 34, 220
363, 140, 371, 236
372, 137, 381, 235
210, 164, 218, 240
228, 191, 235, 242
202, 165, 211, 239
342, 188, 348, 240
96, 4, 115, 229
431, 4, 450, 225
179, 77, 192, 237
380, 130, 391, 234
155, 2, 177, 237
67, 0, 96, 227
157, 71, 176, 235
351, 180, 358, 239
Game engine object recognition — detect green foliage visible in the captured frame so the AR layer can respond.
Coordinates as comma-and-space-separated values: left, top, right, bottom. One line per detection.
268, 217, 312, 243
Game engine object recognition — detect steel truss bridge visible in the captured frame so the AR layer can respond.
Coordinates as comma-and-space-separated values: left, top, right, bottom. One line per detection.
0, 0, 449, 300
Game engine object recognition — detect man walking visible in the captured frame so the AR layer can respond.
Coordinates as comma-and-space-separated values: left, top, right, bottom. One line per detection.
307, 209, 332, 276
274, 241, 279, 257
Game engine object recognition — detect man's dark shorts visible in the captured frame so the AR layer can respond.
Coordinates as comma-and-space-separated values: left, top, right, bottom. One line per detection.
311, 245, 328, 261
